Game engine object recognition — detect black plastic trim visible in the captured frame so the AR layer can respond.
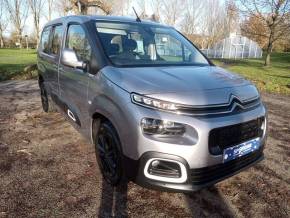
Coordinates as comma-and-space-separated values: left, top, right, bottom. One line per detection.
191, 150, 263, 185
50, 93, 82, 126
122, 149, 264, 193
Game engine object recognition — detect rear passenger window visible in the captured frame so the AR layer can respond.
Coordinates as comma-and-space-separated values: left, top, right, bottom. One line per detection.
51, 25, 63, 55
40, 27, 51, 53
66, 24, 91, 62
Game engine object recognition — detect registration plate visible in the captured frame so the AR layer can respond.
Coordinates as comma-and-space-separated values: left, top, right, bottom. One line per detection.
223, 138, 260, 163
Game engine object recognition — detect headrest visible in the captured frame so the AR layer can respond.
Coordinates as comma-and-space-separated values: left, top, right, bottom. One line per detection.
107, 43, 119, 55
123, 39, 137, 51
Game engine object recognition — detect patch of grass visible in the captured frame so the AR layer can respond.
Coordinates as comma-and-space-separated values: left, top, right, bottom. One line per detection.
0, 49, 37, 81
212, 53, 290, 95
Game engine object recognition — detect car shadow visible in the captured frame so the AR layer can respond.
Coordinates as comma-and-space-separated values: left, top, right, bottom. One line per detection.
98, 179, 235, 217
98, 178, 128, 218
184, 186, 235, 217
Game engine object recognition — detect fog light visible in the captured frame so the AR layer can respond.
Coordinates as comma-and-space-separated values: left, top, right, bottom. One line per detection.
141, 118, 186, 135
144, 158, 188, 183
148, 159, 181, 178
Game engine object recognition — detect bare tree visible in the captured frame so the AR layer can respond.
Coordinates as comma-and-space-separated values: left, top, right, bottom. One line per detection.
241, 14, 268, 48
150, 0, 162, 22
135, 0, 152, 19
46, 0, 54, 21
181, 0, 204, 35
238, 0, 290, 66
161, 0, 184, 26
136, 0, 146, 16
0, 0, 8, 48
113, 0, 131, 16
54, 0, 115, 16
225, 0, 239, 35
28, 0, 44, 48
5, 0, 29, 48
70, 0, 114, 15
55, 0, 72, 17
200, 0, 227, 48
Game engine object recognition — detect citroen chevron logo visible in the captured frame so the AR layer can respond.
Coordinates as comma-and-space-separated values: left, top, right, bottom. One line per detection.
229, 94, 242, 104
229, 94, 249, 111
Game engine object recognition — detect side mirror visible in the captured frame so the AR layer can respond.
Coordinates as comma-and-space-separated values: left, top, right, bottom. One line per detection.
61, 48, 87, 70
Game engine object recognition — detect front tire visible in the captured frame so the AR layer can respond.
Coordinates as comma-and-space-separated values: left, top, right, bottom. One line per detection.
95, 121, 124, 186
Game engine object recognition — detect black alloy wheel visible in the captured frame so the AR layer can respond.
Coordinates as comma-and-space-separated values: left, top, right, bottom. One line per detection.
95, 121, 123, 185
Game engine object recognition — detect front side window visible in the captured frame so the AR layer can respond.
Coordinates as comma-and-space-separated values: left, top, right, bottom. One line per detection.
96, 22, 209, 67
66, 24, 91, 62
51, 25, 63, 55
40, 27, 51, 53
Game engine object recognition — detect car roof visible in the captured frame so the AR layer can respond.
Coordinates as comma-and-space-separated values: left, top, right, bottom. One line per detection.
44, 15, 169, 28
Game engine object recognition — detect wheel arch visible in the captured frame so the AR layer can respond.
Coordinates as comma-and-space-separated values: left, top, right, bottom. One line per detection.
91, 112, 108, 144
91, 112, 122, 151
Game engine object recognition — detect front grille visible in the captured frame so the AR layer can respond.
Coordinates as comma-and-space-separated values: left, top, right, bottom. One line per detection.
176, 97, 260, 116
191, 150, 263, 185
209, 117, 264, 155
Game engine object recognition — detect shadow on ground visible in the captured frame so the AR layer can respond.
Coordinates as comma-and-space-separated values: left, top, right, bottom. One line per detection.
98, 179, 128, 217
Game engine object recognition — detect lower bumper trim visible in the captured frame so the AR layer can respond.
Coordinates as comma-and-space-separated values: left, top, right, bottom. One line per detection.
122, 150, 264, 193
191, 150, 263, 185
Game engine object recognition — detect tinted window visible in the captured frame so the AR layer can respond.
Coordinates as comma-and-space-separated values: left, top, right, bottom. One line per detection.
51, 25, 63, 55
40, 27, 51, 53
66, 24, 91, 62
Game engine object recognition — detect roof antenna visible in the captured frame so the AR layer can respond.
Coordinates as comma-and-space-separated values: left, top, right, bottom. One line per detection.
132, 7, 141, 22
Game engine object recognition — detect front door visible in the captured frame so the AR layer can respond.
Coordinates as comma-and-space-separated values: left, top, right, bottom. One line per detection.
59, 23, 92, 128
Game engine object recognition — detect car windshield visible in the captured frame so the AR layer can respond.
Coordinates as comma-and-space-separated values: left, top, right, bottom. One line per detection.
95, 21, 209, 67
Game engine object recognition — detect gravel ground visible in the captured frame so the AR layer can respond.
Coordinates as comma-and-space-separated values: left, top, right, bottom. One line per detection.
0, 80, 289, 218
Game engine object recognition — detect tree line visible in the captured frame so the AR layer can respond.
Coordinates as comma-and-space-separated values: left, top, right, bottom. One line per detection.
0, 0, 289, 66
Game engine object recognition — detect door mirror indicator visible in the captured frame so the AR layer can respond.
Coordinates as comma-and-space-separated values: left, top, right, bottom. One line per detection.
61, 48, 87, 70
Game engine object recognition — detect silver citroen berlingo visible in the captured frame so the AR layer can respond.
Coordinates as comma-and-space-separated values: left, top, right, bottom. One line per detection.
38, 15, 267, 192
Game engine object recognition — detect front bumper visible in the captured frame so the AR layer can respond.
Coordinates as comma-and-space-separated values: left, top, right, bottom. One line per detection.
123, 148, 264, 193
117, 99, 267, 192
120, 101, 267, 169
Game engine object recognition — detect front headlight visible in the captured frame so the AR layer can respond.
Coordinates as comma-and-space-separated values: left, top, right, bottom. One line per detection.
131, 93, 178, 111
141, 118, 186, 135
